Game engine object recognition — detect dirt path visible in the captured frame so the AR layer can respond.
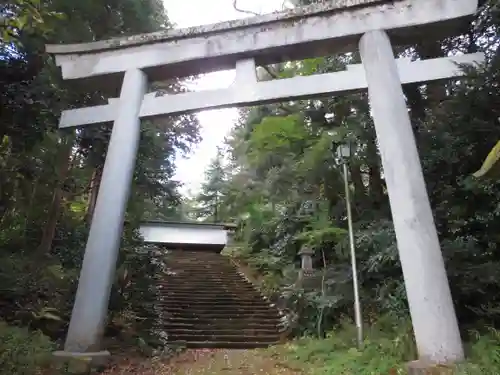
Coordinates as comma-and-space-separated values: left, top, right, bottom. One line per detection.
101, 348, 304, 375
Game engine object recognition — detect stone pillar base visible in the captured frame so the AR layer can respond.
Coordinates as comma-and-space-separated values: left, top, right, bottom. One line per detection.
53, 350, 111, 374
406, 360, 455, 375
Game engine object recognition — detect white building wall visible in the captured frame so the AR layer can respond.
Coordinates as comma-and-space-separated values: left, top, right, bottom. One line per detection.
139, 224, 228, 246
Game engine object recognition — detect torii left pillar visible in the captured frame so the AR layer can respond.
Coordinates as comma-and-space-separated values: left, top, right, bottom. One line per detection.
55, 69, 147, 359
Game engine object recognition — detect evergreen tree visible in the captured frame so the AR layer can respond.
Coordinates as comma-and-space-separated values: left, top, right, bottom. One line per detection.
196, 147, 228, 222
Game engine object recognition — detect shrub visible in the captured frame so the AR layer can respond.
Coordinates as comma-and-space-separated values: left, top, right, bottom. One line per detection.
0, 321, 55, 375
281, 318, 415, 374
276, 318, 500, 375
456, 329, 500, 375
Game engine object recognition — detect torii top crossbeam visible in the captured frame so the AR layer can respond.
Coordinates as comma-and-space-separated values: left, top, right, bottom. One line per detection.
47, 0, 477, 88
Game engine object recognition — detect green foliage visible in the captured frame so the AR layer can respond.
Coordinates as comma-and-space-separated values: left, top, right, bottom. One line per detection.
457, 329, 500, 375
275, 318, 415, 374
248, 114, 307, 165
0, 321, 55, 375
0, 252, 73, 337
0, 0, 200, 360
275, 321, 500, 375
197, 0, 500, 342
294, 227, 346, 247
1, 0, 65, 45
194, 147, 228, 222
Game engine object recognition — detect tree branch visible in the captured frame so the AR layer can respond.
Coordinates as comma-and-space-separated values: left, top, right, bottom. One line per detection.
263, 65, 279, 79
231, 4, 296, 116
232, 0, 261, 16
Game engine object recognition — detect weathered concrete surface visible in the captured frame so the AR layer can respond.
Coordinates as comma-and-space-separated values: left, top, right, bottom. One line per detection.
298, 246, 314, 272
58, 53, 484, 128
46, 0, 478, 87
359, 30, 464, 363
63, 69, 148, 353
46, 0, 390, 54
406, 360, 455, 375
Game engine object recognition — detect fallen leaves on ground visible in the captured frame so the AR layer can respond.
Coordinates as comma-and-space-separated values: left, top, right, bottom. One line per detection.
101, 348, 304, 375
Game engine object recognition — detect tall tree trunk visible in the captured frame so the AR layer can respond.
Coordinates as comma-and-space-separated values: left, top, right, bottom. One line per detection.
23, 179, 39, 246
404, 84, 427, 132
349, 163, 367, 216
85, 165, 103, 225
214, 193, 219, 223
366, 137, 385, 209
403, 40, 447, 134
37, 134, 75, 255
415, 40, 447, 106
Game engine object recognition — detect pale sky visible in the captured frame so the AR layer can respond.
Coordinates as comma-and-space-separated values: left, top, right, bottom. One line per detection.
164, 0, 284, 196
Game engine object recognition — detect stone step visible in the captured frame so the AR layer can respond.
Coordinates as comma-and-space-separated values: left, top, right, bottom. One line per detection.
161, 316, 283, 324
164, 328, 279, 336
162, 279, 252, 285
158, 302, 279, 316
162, 268, 242, 273
156, 325, 282, 334
156, 299, 275, 306
163, 264, 238, 268
158, 275, 251, 281
166, 334, 279, 343
158, 278, 252, 284
161, 275, 248, 281
164, 261, 234, 264
162, 312, 281, 320
157, 326, 281, 334
159, 282, 254, 289
155, 298, 275, 310
155, 297, 264, 304
156, 291, 261, 298
156, 299, 272, 305
163, 256, 225, 258
164, 261, 234, 265
161, 272, 245, 278
156, 321, 280, 330
164, 273, 243, 277
163, 273, 241, 277
158, 284, 259, 295
160, 276, 249, 280
163, 264, 239, 268
154, 292, 268, 304
165, 261, 234, 264
159, 281, 252, 286
169, 341, 279, 349
156, 295, 263, 301
158, 290, 259, 297
163, 268, 239, 273
164, 253, 228, 258
164, 256, 230, 258
144, 250, 284, 349
158, 288, 256, 292
164, 271, 240, 274
163, 269, 238, 273
158, 287, 258, 294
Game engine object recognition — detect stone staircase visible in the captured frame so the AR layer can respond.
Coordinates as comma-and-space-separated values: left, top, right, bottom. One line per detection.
153, 249, 286, 348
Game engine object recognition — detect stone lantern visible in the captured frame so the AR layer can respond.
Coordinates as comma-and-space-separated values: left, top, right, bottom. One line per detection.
298, 246, 314, 273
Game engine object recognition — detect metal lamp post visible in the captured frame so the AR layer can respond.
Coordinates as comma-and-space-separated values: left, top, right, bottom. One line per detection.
336, 142, 363, 348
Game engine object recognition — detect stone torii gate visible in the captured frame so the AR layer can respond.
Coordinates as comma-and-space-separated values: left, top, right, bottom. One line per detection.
47, 0, 483, 365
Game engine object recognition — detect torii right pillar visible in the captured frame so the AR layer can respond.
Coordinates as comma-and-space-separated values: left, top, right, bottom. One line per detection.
359, 30, 464, 366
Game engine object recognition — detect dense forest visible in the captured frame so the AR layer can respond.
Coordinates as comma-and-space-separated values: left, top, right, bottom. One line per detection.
1, 0, 500, 374
195, 0, 500, 333
0, 0, 201, 372
191, 0, 500, 368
